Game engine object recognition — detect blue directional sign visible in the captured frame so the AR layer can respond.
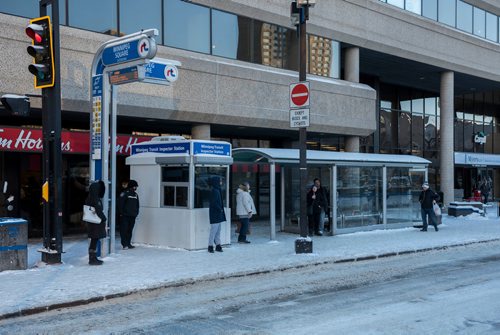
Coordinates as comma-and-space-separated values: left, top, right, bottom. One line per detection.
102, 36, 156, 67
143, 59, 179, 84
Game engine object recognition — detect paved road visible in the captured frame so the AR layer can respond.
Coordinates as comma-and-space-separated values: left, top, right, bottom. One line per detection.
2, 241, 500, 334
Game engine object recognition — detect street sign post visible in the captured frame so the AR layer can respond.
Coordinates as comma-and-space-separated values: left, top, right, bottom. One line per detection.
143, 58, 181, 85
102, 36, 157, 67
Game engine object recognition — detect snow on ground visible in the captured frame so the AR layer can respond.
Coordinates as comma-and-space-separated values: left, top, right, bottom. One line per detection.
0, 214, 499, 317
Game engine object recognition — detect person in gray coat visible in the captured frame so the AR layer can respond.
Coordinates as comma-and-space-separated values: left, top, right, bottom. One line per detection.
208, 176, 226, 253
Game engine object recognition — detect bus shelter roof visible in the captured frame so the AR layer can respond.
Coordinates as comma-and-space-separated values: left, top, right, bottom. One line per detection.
232, 148, 430, 166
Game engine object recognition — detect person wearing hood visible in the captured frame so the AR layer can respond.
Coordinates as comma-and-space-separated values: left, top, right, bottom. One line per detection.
208, 176, 226, 253
418, 182, 440, 232
236, 182, 257, 244
85, 180, 107, 265
118, 179, 140, 249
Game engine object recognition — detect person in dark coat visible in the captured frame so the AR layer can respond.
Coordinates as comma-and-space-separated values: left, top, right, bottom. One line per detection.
85, 180, 107, 265
208, 176, 226, 253
307, 179, 328, 236
418, 182, 440, 232
118, 179, 140, 249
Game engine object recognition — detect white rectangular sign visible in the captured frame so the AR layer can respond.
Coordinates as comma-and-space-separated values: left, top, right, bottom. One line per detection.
290, 108, 310, 128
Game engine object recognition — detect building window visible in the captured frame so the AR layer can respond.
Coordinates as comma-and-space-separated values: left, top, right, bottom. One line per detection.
456, 0, 473, 33
308, 35, 339, 78
387, 0, 404, 9
119, 0, 162, 43
473, 7, 486, 38
164, 0, 210, 54
0, 0, 39, 18
405, 0, 421, 15
422, 0, 438, 20
68, 0, 118, 35
161, 166, 189, 208
211, 10, 239, 59
438, 0, 456, 27
486, 12, 498, 42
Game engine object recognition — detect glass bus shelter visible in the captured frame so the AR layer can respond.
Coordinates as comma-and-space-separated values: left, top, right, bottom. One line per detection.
232, 148, 430, 239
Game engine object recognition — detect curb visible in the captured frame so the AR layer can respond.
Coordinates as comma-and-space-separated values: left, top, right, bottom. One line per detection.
2, 237, 499, 321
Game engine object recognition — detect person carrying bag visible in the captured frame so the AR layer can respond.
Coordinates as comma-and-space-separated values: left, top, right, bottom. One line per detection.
84, 180, 107, 265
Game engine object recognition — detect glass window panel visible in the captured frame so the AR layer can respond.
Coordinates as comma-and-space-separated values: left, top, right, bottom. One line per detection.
412, 98, 424, 114
69, 0, 117, 35
380, 109, 393, 150
387, 0, 404, 9
485, 122, 493, 153
253, 22, 284, 68
399, 112, 412, 152
120, 0, 162, 43
212, 10, 239, 59
474, 7, 486, 38
486, 12, 498, 42
163, 186, 175, 206
438, 0, 456, 27
405, 0, 421, 14
337, 167, 382, 228
456, 0, 473, 33
176, 186, 188, 207
195, 167, 227, 208
387, 167, 415, 223
425, 115, 437, 151
162, 167, 189, 182
464, 114, 474, 151
425, 97, 436, 115
0, 0, 38, 18
308, 35, 337, 78
400, 100, 411, 112
412, 113, 424, 155
454, 116, 464, 152
164, 0, 210, 53
422, 0, 438, 20
283, 28, 299, 71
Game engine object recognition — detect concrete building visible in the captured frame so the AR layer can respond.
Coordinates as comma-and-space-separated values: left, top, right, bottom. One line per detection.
0, 0, 499, 236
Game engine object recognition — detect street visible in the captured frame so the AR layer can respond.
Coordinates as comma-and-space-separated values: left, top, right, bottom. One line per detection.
2, 241, 500, 334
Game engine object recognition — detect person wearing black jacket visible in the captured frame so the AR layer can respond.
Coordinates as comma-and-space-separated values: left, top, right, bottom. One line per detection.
85, 180, 107, 265
208, 176, 226, 253
307, 178, 328, 236
118, 180, 140, 249
418, 182, 440, 232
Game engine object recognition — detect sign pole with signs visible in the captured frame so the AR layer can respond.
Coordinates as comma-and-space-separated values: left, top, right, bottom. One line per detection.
90, 30, 181, 255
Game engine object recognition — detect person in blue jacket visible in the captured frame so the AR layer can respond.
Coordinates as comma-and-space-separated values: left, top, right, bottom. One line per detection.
208, 176, 226, 253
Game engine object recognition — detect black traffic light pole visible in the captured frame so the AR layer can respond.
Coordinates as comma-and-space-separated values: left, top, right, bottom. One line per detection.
39, 0, 62, 264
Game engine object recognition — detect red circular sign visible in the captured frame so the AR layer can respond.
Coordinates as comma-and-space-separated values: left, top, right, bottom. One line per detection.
291, 83, 309, 107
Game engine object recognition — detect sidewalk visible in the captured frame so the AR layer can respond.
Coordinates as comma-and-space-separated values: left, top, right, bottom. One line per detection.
1, 213, 499, 320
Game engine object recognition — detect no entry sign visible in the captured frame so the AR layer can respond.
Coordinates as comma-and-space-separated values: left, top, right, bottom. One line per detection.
289, 82, 310, 108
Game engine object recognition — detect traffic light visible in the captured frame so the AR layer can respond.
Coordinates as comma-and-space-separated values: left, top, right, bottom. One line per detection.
1, 94, 30, 116
26, 16, 55, 89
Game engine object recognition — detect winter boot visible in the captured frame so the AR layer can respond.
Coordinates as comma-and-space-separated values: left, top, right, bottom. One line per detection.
208, 245, 214, 253
89, 250, 103, 265
215, 245, 223, 252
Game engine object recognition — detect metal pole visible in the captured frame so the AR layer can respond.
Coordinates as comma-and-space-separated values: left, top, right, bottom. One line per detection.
40, 0, 62, 264
298, 6, 308, 239
270, 162, 276, 240
110, 85, 118, 254
101, 74, 111, 257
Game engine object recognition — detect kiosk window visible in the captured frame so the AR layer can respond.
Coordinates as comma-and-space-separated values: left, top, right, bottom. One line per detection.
162, 166, 189, 182
195, 166, 227, 208
162, 184, 188, 207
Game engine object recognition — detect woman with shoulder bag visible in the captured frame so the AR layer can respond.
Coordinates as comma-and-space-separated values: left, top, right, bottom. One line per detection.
85, 180, 107, 265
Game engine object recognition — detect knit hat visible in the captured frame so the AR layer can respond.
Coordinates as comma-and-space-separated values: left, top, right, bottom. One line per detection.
422, 182, 429, 189
127, 180, 138, 188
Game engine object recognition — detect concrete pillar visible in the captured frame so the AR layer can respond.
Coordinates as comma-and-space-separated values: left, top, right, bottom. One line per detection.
191, 124, 211, 140
345, 47, 361, 153
345, 136, 360, 152
440, 71, 454, 206
345, 47, 360, 83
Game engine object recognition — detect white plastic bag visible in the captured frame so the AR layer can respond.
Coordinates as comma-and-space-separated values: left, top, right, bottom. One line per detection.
433, 202, 441, 216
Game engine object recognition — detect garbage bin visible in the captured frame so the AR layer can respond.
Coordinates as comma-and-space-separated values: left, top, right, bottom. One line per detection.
0, 218, 28, 271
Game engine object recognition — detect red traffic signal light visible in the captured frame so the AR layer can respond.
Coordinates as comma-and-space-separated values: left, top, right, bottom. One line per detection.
26, 16, 54, 89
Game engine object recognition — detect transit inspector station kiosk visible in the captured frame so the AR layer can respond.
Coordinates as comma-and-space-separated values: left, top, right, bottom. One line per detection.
126, 137, 232, 250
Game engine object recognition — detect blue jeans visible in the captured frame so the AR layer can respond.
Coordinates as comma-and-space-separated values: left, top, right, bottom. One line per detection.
421, 208, 437, 230
238, 217, 249, 242
208, 223, 221, 246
